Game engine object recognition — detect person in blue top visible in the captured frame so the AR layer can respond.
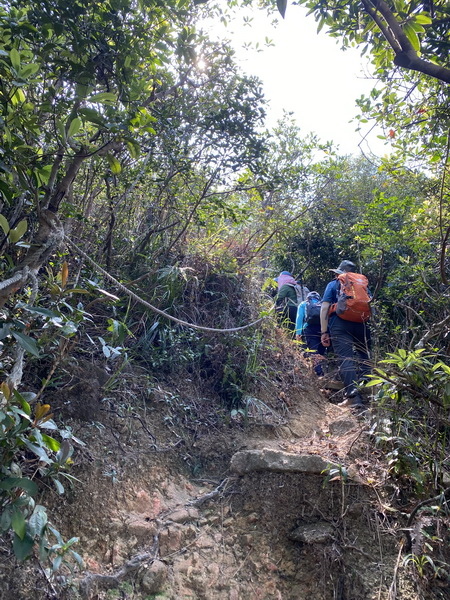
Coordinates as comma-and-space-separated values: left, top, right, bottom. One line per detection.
320, 260, 371, 407
296, 291, 325, 376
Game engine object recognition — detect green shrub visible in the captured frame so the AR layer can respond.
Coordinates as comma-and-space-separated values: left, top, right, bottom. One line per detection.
0, 386, 83, 571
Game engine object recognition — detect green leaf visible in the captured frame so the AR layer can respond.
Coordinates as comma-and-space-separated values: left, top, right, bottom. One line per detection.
13, 388, 35, 413
11, 508, 26, 540
12, 331, 40, 357
35, 165, 52, 186
413, 14, 432, 25
39, 419, 58, 431
12, 532, 34, 561
41, 434, 60, 452
0, 477, 38, 496
126, 140, 140, 159
75, 83, 92, 99
63, 288, 90, 295
52, 554, 63, 571
87, 92, 117, 104
21, 305, 59, 318
70, 550, 84, 567
22, 440, 51, 464
28, 505, 48, 537
0, 214, 10, 236
56, 439, 73, 464
10, 48, 20, 70
19, 63, 39, 79
106, 154, 122, 174
11, 88, 26, 104
61, 321, 78, 335
79, 108, 105, 126
365, 378, 384, 387
0, 181, 13, 201
56, 120, 66, 141
67, 117, 81, 138
9, 219, 27, 243
403, 22, 420, 52
54, 480, 65, 495
408, 22, 425, 33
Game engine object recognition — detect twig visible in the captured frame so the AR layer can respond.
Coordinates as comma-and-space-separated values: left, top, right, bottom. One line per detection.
387, 540, 405, 600
187, 477, 236, 507
78, 546, 157, 599
346, 426, 367, 456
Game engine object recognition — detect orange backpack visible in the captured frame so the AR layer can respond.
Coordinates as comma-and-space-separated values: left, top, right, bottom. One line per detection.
332, 272, 371, 323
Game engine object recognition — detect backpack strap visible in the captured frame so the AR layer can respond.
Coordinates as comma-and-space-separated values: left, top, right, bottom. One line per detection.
328, 279, 340, 316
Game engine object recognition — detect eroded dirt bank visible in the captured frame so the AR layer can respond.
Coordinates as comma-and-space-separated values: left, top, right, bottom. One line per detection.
0, 351, 435, 600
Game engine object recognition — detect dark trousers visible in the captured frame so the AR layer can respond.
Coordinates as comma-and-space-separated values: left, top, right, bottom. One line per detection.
329, 316, 371, 395
277, 305, 297, 337
304, 325, 326, 375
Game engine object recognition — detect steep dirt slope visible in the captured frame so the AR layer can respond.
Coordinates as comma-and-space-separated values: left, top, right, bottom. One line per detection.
0, 347, 435, 600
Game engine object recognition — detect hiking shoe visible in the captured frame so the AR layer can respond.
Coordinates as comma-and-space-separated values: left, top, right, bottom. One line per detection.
338, 395, 363, 408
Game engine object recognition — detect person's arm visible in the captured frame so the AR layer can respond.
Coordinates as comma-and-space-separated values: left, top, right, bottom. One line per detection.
320, 302, 331, 347
296, 302, 306, 337
276, 285, 288, 304
320, 280, 336, 348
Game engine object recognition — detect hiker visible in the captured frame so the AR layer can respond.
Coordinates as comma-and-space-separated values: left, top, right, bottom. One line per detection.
295, 291, 326, 376
275, 271, 309, 335
320, 260, 372, 407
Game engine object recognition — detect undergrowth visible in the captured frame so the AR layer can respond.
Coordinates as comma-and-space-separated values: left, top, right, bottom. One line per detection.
368, 347, 450, 591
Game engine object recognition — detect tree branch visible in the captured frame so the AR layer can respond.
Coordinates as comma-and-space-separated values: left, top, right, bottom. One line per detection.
361, 0, 450, 84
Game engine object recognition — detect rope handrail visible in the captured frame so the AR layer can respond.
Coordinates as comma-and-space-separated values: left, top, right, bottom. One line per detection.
65, 237, 271, 334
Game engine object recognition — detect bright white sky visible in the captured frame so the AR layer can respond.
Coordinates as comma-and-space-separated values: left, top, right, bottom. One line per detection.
202, 4, 392, 157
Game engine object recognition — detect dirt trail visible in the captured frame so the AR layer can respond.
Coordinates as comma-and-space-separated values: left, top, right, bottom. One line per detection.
0, 356, 417, 600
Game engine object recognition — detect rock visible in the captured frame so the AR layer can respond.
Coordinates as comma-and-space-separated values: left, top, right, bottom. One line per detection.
159, 525, 183, 555
123, 515, 158, 541
194, 533, 215, 549
346, 465, 366, 484
140, 559, 168, 594
168, 507, 199, 524
230, 448, 336, 475
289, 522, 335, 544
328, 419, 355, 435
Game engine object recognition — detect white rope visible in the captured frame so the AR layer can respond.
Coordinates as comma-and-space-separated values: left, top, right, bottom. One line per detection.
65, 237, 270, 334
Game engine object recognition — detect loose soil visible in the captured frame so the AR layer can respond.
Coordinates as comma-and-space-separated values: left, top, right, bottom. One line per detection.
0, 342, 447, 600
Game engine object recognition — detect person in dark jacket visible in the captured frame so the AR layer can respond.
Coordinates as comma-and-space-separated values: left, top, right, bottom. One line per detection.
275, 271, 309, 335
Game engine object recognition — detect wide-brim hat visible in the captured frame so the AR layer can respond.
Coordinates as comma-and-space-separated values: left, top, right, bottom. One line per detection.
329, 260, 356, 275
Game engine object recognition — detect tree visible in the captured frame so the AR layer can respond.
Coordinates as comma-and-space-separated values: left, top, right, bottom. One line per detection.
0, 0, 205, 305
